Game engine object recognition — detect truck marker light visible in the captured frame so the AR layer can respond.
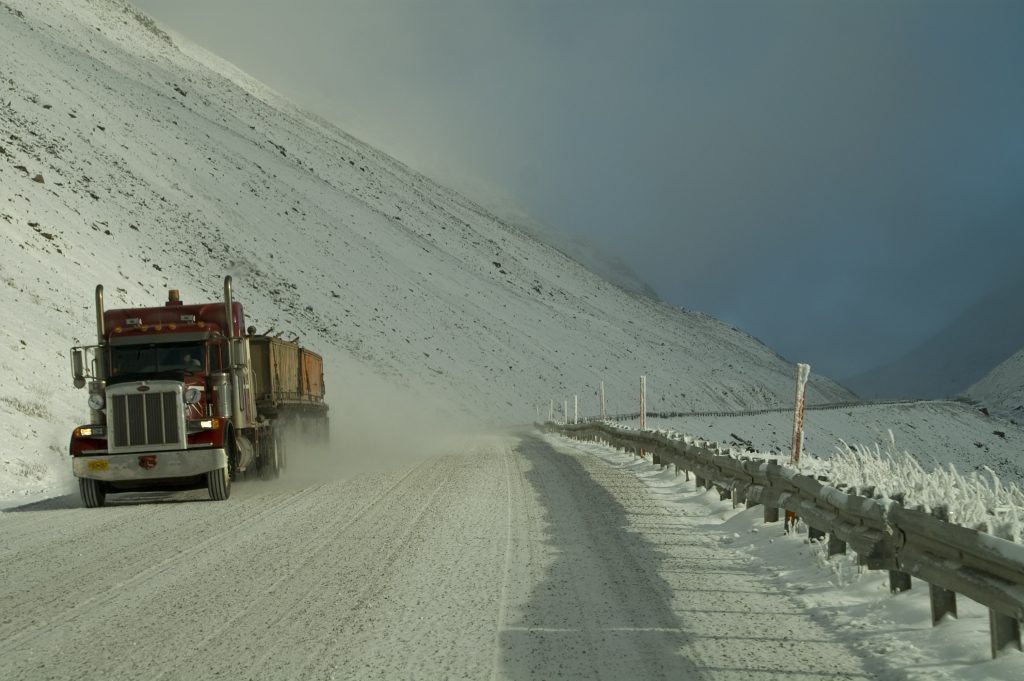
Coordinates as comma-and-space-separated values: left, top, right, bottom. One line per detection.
126, 317, 142, 327
180, 315, 196, 323
168, 323, 177, 330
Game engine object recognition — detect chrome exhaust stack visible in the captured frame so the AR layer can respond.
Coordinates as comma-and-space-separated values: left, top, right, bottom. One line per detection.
94, 284, 107, 381
223, 275, 247, 428
95, 285, 105, 343
223, 276, 235, 340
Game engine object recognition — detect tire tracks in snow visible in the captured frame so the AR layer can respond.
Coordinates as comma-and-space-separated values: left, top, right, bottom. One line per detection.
0, 484, 317, 655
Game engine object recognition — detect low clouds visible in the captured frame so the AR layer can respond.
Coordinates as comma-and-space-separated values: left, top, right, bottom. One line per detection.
136, 0, 1024, 380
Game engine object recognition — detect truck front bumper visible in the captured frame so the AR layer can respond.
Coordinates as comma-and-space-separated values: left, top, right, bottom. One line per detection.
72, 448, 227, 481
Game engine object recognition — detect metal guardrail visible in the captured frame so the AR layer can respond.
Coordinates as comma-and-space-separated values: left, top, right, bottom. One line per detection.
546, 420, 1024, 659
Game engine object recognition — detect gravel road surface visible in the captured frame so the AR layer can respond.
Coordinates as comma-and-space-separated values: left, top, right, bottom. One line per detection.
0, 431, 874, 680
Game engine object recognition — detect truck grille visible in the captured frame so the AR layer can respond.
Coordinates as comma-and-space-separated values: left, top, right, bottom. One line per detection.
111, 391, 181, 448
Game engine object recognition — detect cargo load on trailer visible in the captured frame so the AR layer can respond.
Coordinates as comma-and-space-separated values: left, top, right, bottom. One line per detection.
68, 277, 329, 507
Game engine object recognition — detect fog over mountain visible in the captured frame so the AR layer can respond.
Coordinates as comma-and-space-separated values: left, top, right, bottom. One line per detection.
843, 271, 1024, 400
131, 0, 1024, 386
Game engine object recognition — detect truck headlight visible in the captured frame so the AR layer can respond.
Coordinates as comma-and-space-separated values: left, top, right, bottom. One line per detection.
87, 393, 105, 411
185, 387, 202, 404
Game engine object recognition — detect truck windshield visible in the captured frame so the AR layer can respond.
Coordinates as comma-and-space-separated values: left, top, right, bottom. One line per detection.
110, 342, 205, 377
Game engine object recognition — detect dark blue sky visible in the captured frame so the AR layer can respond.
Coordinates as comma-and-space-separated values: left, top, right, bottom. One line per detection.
135, 0, 1024, 380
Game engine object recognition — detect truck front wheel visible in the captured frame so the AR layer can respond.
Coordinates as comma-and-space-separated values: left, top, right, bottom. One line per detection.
79, 478, 106, 508
207, 466, 231, 501
260, 434, 280, 480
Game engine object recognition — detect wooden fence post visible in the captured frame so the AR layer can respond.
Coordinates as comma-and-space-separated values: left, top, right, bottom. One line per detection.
639, 375, 647, 430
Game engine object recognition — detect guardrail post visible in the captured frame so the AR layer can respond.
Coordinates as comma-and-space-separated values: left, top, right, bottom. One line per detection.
990, 611, 1021, 658
889, 571, 912, 594
888, 493, 912, 593
827, 475, 851, 548
928, 505, 958, 625
989, 522, 1023, 657
763, 459, 780, 522
827, 533, 846, 556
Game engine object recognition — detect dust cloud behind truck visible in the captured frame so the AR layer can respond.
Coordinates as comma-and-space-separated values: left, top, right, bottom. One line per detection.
69, 276, 329, 507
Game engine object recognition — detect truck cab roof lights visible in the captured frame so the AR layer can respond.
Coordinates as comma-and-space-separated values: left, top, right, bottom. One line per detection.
126, 318, 142, 327
180, 314, 197, 323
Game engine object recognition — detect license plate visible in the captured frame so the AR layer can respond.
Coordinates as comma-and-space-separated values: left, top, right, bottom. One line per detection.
87, 459, 109, 471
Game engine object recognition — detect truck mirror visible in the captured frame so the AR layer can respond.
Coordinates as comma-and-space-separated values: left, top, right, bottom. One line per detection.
71, 348, 87, 389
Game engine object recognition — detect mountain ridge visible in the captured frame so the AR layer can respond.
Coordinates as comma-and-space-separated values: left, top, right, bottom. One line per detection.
841, 272, 1024, 400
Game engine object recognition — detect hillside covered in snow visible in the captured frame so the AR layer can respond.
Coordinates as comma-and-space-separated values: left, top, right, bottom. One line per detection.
0, 0, 858, 499
844, 271, 1024, 401
967, 347, 1024, 419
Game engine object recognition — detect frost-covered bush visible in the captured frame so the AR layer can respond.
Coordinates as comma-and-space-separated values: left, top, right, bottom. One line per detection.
829, 434, 1024, 539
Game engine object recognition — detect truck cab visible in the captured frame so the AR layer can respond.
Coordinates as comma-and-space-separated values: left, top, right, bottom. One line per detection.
69, 278, 264, 506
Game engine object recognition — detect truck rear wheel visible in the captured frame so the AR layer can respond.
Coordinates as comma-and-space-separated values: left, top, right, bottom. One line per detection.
79, 478, 105, 508
207, 466, 231, 501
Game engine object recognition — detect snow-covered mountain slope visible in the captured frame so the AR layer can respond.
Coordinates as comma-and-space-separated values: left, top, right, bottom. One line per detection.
0, 0, 854, 499
843, 272, 1024, 400
965, 347, 1024, 418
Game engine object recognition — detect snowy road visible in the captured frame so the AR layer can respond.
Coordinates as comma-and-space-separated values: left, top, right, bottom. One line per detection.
0, 432, 875, 680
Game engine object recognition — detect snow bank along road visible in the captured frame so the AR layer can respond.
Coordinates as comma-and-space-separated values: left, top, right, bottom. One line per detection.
0, 432, 879, 680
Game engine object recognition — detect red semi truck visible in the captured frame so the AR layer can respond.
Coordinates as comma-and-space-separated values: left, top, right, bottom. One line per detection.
68, 276, 328, 507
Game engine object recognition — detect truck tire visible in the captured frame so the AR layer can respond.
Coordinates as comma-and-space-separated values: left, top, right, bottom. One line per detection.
207, 466, 231, 501
260, 435, 280, 480
79, 478, 106, 508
